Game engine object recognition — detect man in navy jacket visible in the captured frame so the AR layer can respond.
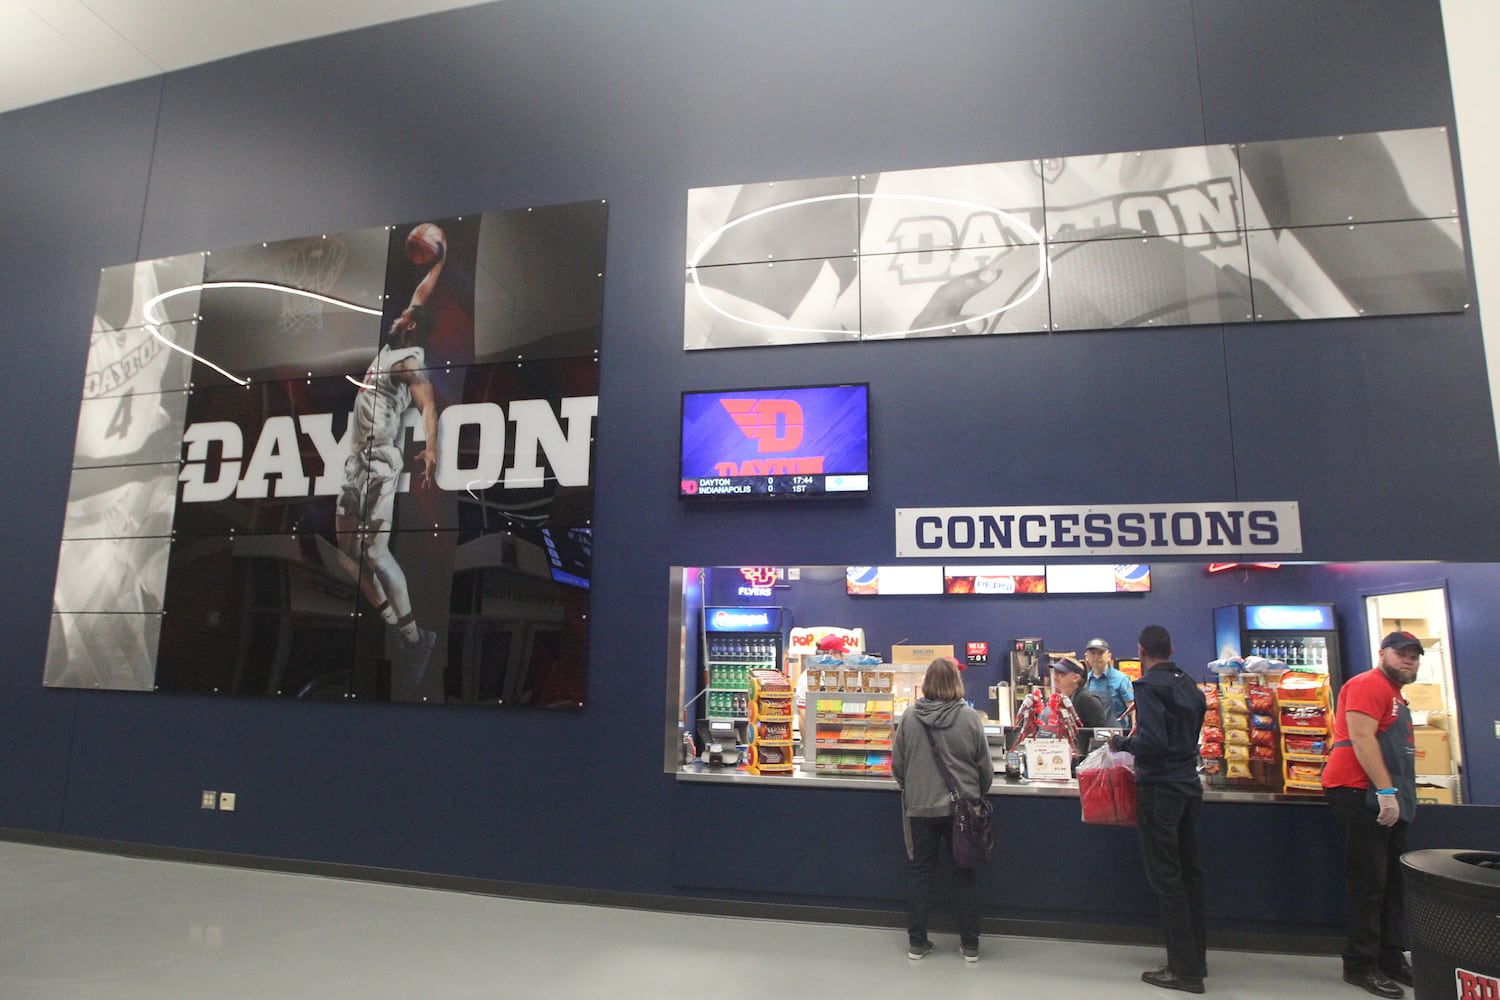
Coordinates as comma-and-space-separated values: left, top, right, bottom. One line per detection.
1114, 625, 1208, 994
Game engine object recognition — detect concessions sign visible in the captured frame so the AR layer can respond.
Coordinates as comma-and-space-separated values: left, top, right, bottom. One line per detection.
896, 502, 1302, 558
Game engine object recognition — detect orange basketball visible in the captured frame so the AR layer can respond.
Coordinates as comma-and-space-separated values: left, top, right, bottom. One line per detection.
404, 223, 445, 266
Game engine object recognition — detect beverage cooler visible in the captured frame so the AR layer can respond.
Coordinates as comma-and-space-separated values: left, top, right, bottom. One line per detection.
698, 607, 786, 763
1210, 603, 1343, 795
1213, 603, 1342, 685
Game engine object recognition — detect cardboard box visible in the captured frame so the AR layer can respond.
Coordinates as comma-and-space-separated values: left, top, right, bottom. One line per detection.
1412, 726, 1452, 775
1415, 783, 1456, 805
890, 644, 955, 665
1403, 683, 1444, 713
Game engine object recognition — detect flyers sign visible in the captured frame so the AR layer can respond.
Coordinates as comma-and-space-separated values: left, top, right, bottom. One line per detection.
896, 502, 1302, 558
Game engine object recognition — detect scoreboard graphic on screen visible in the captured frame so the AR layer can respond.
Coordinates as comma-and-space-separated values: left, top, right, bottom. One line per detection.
679, 383, 870, 500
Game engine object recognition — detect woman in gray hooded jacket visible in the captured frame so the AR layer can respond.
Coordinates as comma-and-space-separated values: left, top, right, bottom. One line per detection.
891, 656, 994, 963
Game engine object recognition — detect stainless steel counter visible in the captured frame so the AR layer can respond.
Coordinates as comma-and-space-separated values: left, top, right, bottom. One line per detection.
673, 764, 1326, 804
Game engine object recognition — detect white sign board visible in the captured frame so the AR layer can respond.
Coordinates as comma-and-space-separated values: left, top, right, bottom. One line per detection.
895, 502, 1302, 558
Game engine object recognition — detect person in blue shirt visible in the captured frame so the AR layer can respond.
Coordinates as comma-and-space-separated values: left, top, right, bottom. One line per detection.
1082, 637, 1133, 727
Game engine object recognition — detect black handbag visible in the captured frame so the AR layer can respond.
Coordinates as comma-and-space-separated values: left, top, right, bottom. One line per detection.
915, 717, 994, 869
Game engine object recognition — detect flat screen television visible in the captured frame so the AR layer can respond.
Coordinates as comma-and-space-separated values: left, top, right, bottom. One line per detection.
679, 383, 870, 499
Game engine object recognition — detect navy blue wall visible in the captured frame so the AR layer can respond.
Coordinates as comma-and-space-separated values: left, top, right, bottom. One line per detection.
3, 0, 1497, 932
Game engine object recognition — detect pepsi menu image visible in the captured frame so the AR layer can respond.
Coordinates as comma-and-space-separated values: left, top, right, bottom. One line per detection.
679, 383, 870, 499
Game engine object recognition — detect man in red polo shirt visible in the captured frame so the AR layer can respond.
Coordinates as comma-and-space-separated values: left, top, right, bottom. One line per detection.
1322, 632, 1422, 999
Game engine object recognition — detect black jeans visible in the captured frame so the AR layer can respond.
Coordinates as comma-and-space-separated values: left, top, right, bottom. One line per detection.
1135, 783, 1207, 979
907, 814, 979, 947
1324, 786, 1408, 973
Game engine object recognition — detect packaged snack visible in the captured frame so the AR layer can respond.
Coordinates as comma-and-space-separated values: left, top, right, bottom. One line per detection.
1226, 744, 1249, 761
1221, 689, 1248, 712
750, 669, 791, 693
1226, 729, 1250, 745
1288, 762, 1323, 783
1222, 710, 1250, 730
1200, 726, 1224, 744
1251, 713, 1276, 730
1200, 759, 1223, 775
1203, 708, 1222, 727
1227, 761, 1252, 779
1284, 735, 1327, 756
1281, 705, 1328, 730
756, 721, 791, 741
1200, 684, 1220, 707
1250, 729, 1275, 748
1279, 673, 1323, 699
1199, 741, 1224, 759
1248, 686, 1275, 713
1251, 745, 1276, 761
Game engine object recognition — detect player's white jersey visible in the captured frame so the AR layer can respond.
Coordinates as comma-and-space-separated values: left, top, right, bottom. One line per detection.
351, 344, 424, 450
75, 264, 179, 461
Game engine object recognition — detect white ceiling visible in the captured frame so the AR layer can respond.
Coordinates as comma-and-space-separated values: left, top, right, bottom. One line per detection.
0, 0, 495, 114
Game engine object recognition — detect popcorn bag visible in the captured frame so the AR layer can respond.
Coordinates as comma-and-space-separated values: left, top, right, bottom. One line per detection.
1077, 744, 1137, 826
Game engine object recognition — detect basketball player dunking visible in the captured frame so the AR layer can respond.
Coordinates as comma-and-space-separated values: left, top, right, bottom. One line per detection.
336, 226, 446, 697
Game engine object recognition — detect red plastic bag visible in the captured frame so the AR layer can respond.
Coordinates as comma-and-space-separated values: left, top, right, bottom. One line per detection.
1077, 744, 1137, 826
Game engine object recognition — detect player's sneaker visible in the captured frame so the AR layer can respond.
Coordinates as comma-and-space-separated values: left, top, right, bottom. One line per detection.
398, 628, 437, 696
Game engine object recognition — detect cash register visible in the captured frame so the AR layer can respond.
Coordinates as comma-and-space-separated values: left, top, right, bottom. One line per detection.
696, 719, 745, 767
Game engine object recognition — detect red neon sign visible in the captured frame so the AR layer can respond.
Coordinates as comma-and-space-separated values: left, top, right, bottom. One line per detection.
1206, 562, 1282, 574
739, 567, 778, 587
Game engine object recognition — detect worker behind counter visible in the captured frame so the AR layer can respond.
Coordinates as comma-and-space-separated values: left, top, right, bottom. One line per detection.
1047, 657, 1110, 758
1083, 637, 1134, 727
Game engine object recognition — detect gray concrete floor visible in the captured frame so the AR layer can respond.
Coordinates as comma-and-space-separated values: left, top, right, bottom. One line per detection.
0, 840, 1354, 999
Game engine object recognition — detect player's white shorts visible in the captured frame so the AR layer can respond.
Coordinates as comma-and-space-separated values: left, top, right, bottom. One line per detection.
337, 443, 403, 529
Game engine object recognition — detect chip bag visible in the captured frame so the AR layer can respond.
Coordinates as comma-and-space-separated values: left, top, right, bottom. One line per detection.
1248, 685, 1275, 714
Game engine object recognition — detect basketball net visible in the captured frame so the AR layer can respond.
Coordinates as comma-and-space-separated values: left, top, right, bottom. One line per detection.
275, 236, 350, 337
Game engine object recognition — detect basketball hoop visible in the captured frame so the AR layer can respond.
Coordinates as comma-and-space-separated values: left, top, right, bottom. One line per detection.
275, 236, 350, 337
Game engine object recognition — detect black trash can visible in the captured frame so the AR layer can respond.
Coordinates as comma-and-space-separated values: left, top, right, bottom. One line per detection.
1401, 850, 1500, 999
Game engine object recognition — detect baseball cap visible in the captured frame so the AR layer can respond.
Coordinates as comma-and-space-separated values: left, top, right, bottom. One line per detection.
1380, 631, 1425, 654
1051, 656, 1087, 677
1084, 638, 1110, 652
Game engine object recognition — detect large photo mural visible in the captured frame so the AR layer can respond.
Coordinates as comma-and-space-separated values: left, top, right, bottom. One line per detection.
685, 127, 1467, 349
47, 202, 607, 707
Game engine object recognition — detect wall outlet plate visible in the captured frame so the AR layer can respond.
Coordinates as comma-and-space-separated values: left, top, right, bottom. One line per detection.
200, 790, 217, 809
218, 792, 236, 811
